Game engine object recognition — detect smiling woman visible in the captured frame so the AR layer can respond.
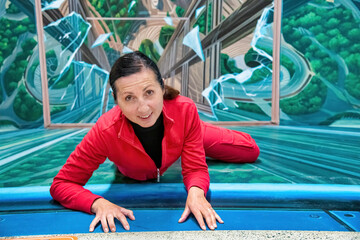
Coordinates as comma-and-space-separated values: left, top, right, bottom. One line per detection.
50, 51, 259, 234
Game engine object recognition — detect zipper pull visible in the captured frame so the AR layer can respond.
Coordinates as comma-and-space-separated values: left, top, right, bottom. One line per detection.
157, 168, 160, 183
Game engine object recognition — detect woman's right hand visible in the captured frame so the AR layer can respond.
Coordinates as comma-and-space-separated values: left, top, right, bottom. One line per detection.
89, 198, 135, 232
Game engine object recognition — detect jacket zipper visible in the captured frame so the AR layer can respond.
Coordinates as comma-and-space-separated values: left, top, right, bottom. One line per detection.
157, 168, 160, 183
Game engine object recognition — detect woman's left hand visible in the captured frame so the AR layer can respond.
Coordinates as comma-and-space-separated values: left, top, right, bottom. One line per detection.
178, 186, 224, 230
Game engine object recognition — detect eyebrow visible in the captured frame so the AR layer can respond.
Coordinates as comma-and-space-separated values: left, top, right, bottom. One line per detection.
121, 84, 154, 95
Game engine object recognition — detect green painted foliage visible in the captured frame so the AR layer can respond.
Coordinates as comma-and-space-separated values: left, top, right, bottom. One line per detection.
0, 17, 35, 68
13, 85, 42, 121
235, 101, 266, 115
53, 64, 75, 89
283, 4, 360, 99
90, 0, 139, 44
159, 25, 175, 49
176, 6, 185, 17
6, 3, 21, 14
139, 39, 160, 63
220, 53, 242, 75
280, 76, 327, 115
4, 38, 37, 96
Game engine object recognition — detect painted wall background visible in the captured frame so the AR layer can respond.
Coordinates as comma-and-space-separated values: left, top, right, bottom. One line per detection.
0, 0, 359, 130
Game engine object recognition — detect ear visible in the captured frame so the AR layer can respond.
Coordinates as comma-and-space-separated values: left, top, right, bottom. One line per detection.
111, 92, 118, 104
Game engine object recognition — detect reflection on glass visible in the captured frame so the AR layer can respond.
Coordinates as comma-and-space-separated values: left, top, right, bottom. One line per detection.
42, 0, 66, 11
183, 26, 204, 61
43, 12, 91, 88
203, 5, 274, 121
50, 61, 109, 124
91, 32, 112, 48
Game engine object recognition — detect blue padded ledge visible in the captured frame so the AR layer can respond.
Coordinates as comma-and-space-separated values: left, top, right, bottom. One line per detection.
0, 209, 351, 237
330, 211, 360, 231
1, 183, 360, 211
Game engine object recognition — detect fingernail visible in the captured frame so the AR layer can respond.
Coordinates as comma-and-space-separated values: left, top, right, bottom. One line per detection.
125, 225, 130, 231
214, 224, 217, 228
89, 227, 93, 232
178, 217, 182, 222
111, 228, 116, 232
202, 225, 206, 231
104, 228, 108, 233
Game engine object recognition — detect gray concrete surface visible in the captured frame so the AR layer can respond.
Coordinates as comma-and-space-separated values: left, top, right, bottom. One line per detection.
2, 231, 360, 240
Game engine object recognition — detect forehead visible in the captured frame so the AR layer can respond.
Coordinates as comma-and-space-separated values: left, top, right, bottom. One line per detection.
115, 69, 159, 94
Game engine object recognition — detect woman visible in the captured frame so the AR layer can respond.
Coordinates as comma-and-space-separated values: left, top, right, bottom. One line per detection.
50, 51, 259, 233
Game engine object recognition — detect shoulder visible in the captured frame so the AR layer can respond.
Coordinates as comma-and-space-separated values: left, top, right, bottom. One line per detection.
165, 95, 196, 108
163, 95, 198, 118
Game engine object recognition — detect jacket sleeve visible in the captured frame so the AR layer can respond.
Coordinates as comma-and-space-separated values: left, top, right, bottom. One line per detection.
180, 102, 210, 195
50, 123, 108, 214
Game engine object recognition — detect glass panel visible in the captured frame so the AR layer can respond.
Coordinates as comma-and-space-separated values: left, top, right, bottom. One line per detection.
0, 0, 40, 129
188, 57, 204, 103
174, 67, 182, 94
280, 0, 360, 126
221, 0, 246, 21
175, 30, 184, 62
203, 48, 211, 105
203, 4, 273, 122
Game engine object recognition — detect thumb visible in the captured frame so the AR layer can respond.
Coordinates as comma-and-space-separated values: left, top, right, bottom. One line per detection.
178, 205, 191, 223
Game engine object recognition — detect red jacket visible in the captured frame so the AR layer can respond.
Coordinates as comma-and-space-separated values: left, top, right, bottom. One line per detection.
50, 95, 210, 214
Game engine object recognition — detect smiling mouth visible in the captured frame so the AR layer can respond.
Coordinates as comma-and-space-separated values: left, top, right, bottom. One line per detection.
139, 113, 152, 119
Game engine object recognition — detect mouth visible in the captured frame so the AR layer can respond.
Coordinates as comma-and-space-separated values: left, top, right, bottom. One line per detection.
138, 112, 152, 119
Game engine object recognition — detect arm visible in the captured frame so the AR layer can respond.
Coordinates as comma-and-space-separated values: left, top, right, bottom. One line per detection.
180, 102, 209, 194
178, 102, 223, 230
50, 123, 108, 213
50, 123, 135, 232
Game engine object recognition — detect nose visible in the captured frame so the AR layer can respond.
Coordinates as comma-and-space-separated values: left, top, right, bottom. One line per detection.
137, 99, 150, 113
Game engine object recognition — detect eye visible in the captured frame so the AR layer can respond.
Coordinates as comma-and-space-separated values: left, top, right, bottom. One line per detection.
125, 95, 133, 101
146, 90, 154, 96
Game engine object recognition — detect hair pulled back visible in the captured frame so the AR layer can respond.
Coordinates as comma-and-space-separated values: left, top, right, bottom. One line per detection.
109, 51, 179, 101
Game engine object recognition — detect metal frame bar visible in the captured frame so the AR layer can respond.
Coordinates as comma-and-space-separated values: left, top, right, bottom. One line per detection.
34, 0, 51, 128
86, 17, 188, 20
271, 0, 282, 125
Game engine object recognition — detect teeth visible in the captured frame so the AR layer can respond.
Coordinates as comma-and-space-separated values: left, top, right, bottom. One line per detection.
139, 113, 151, 119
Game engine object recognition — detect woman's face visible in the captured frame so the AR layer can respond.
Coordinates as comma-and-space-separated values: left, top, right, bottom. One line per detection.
114, 68, 164, 128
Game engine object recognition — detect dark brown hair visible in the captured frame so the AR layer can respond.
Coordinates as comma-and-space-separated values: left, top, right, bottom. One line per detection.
109, 51, 179, 101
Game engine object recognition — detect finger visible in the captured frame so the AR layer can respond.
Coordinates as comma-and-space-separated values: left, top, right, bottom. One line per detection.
193, 209, 206, 231
203, 208, 215, 230
121, 208, 135, 221
214, 210, 224, 224
178, 205, 191, 223
209, 208, 217, 229
107, 215, 116, 232
100, 217, 109, 233
89, 216, 100, 232
116, 214, 130, 231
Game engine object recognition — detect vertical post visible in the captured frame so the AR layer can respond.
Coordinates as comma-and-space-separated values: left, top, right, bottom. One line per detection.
271, 0, 282, 125
34, 0, 51, 127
